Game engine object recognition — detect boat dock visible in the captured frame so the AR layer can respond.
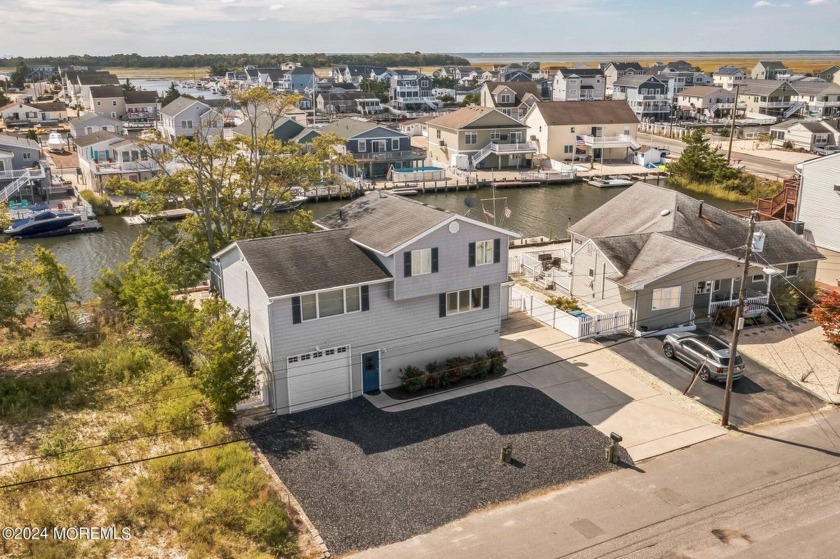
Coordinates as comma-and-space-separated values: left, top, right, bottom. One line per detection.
491, 181, 542, 189
123, 208, 195, 225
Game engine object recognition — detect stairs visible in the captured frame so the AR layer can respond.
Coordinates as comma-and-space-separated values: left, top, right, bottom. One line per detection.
470, 143, 495, 168
756, 177, 800, 221
0, 170, 37, 203
783, 101, 806, 118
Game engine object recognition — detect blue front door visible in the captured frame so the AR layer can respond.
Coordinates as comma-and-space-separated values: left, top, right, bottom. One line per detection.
362, 351, 380, 394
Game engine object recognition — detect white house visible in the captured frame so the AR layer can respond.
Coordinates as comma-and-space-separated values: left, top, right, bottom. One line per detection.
795, 152, 840, 285
158, 98, 224, 142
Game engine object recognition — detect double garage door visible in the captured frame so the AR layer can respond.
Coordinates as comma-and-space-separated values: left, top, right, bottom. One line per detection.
286, 345, 352, 413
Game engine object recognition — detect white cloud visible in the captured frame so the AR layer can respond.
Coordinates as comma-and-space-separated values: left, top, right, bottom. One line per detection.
754, 0, 791, 5
806, 0, 827, 4
269, 3, 284, 9
454, 4, 479, 12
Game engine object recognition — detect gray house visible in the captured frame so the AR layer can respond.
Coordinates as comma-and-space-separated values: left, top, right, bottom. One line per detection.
0, 134, 50, 203
567, 182, 823, 333
319, 118, 424, 178
213, 192, 519, 413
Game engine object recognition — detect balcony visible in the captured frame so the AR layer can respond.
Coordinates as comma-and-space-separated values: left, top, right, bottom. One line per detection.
488, 141, 537, 153
637, 94, 668, 101
758, 101, 793, 108
352, 149, 427, 162
708, 294, 770, 318
580, 134, 639, 149
90, 159, 161, 174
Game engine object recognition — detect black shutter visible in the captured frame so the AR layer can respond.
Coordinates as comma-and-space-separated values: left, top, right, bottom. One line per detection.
482, 285, 490, 309
493, 238, 501, 264
404, 251, 412, 277
468, 242, 476, 267
361, 285, 370, 311
292, 296, 302, 324
431, 247, 439, 273
439, 293, 447, 317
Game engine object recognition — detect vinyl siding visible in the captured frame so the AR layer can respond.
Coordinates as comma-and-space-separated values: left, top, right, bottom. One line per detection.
570, 241, 632, 314
798, 155, 840, 252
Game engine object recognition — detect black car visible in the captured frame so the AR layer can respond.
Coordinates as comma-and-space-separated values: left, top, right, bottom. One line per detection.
662, 332, 744, 383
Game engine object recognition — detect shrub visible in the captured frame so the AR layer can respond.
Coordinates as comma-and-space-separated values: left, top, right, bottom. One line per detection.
545, 295, 581, 313
79, 190, 114, 215
400, 366, 425, 392
399, 350, 507, 391
487, 348, 507, 372
811, 289, 840, 346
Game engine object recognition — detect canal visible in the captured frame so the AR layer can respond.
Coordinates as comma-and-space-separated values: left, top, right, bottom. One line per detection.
12, 180, 749, 297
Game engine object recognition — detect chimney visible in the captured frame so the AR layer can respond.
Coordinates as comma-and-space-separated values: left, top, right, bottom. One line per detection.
698, 200, 704, 218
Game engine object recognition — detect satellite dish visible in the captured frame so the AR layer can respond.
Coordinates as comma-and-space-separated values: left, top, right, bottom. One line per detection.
660, 209, 671, 216
464, 196, 477, 209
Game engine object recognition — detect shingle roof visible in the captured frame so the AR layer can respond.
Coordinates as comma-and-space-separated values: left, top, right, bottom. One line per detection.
555, 67, 604, 77
315, 192, 453, 255
77, 73, 120, 85
739, 79, 793, 96
530, 101, 639, 126
318, 118, 378, 139
235, 229, 391, 298
677, 86, 730, 98
614, 74, 665, 87
485, 80, 542, 102
124, 90, 158, 104
89, 85, 124, 98
714, 66, 745, 76
0, 133, 40, 150
28, 100, 67, 112
72, 130, 122, 147
758, 61, 787, 70
232, 114, 304, 140
160, 97, 208, 117
602, 62, 645, 72
426, 106, 522, 130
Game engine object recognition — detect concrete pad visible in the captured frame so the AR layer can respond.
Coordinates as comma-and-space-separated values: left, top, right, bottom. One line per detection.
589, 370, 661, 400
626, 424, 727, 461
539, 380, 624, 415
516, 362, 591, 389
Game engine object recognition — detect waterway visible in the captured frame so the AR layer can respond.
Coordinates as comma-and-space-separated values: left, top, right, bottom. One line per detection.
12, 180, 748, 298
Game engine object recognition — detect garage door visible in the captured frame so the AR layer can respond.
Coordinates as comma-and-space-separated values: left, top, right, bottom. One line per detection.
286, 345, 352, 413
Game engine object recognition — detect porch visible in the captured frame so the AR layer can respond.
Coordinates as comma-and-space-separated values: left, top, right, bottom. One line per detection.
695, 277, 771, 320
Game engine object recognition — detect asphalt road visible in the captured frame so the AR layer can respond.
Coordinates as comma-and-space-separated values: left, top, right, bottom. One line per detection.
606, 331, 822, 426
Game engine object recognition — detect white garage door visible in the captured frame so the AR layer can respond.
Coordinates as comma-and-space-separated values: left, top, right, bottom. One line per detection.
286, 345, 352, 413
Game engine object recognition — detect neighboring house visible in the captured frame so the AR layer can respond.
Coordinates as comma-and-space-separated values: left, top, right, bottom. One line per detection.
231, 114, 305, 143
601, 62, 645, 96
523, 100, 640, 164
551, 67, 605, 101
795, 152, 840, 285
612, 75, 670, 121
389, 70, 436, 111
69, 113, 125, 138
676, 86, 741, 120
769, 120, 839, 151
739, 79, 797, 117
319, 118, 424, 178
0, 133, 49, 202
713, 66, 747, 90
784, 80, 840, 118
426, 106, 534, 170
74, 130, 165, 191
212, 192, 518, 413
479, 81, 542, 121
124, 90, 159, 122
816, 66, 840, 86
332, 65, 389, 86
0, 100, 67, 124
88, 85, 126, 119
316, 90, 383, 115
656, 70, 714, 101
73, 71, 121, 109
158, 97, 224, 142
278, 67, 316, 93
566, 182, 823, 333
398, 115, 434, 137
751, 61, 789, 80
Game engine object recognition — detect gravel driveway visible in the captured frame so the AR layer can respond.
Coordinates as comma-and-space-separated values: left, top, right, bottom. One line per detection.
248, 385, 621, 555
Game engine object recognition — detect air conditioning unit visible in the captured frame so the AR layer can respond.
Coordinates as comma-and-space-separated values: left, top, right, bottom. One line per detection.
788, 220, 805, 235
439, 140, 446, 147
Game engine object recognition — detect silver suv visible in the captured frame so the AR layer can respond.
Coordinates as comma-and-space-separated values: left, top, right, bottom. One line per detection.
662, 332, 744, 382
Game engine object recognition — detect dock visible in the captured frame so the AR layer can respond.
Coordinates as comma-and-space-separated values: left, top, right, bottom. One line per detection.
391, 188, 419, 196
123, 208, 195, 225
491, 181, 542, 189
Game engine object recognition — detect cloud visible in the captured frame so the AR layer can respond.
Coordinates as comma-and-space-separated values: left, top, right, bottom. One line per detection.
268, 3, 283, 9
754, 0, 791, 5
806, 0, 826, 4
497, 1, 509, 5
454, 4, 478, 12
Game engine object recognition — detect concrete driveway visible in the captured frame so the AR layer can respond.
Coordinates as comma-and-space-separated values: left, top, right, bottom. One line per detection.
607, 329, 822, 426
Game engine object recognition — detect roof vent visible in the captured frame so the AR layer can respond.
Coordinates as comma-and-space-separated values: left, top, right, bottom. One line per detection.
660, 209, 671, 217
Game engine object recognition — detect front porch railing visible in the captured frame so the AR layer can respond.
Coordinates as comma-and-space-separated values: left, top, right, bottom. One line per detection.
708, 294, 770, 318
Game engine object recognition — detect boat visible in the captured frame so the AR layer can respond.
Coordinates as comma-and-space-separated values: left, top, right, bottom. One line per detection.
273, 195, 308, 212
4, 211, 79, 237
46, 131, 65, 153
587, 175, 634, 188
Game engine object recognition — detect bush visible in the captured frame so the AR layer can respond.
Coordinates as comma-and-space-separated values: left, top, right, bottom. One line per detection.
399, 365, 426, 392
399, 350, 507, 391
79, 190, 114, 215
546, 295, 582, 313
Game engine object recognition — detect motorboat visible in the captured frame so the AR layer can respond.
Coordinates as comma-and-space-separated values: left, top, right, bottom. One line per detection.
587, 175, 634, 188
273, 194, 308, 212
4, 211, 79, 237
46, 131, 65, 153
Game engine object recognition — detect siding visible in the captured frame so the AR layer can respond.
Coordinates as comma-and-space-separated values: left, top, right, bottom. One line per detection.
798, 156, 840, 252
570, 241, 631, 314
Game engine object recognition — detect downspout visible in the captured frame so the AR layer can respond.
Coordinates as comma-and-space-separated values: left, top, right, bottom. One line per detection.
245, 269, 252, 338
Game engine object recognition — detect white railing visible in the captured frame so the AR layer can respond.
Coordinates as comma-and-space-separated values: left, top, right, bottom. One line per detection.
783, 101, 806, 118
508, 255, 521, 275
489, 141, 537, 153
759, 101, 793, 108
708, 294, 770, 318
0, 167, 46, 203
580, 134, 639, 149
511, 287, 633, 339
470, 143, 494, 167
578, 310, 634, 339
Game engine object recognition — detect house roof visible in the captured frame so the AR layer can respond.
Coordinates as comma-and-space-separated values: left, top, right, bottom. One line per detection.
678, 85, 731, 98
571, 182, 823, 285
89, 85, 125, 98
426, 106, 522, 130
318, 118, 378, 139
0, 133, 40, 150
602, 62, 645, 72
529, 100, 639, 126
28, 100, 67, 112
258, 68, 286, 81
73, 112, 122, 125
160, 97, 209, 117
233, 229, 391, 298
124, 90, 159, 104
714, 66, 745, 76
72, 130, 122, 147
555, 67, 604, 77
232, 114, 304, 141
289, 66, 316, 75
77, 73, 120, 86
737, 79, 791, 96
772, 120, 836, 134
757, 61, 787, 70
614, 74, 665, 87
485, 80, 542, 102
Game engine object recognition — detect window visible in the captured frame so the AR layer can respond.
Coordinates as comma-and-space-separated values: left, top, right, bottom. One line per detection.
651, 286, 681, 311
464, 132, 477, 145
181, 120, 193, 129
112, 100, 117, 106
96, 101, 101, 106
446, 287, 484, 315
570, 127, 576, 133
412, 248, 431, 276
500, 93, 511, 104
490, 131, 500, 141
22, 153, 32, 160
436, 129, 441, 139
391, 138, 400, 150
298, 287, 362, 321
475, 240, 493, 266
752, 274, 766, 283
785, 263, 799, 277
696, 281, 713, 294
564, 145, 574, 154
357, 140, 366, 152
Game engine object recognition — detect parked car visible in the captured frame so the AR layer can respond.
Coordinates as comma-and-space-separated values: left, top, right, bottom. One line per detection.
662, 332, 744, 382
813, 145, 840, 156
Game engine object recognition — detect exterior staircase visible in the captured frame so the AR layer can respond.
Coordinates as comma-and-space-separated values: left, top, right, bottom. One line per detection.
729, 176, 800, 224
470, 143, 495, 168
0, 167, 45, 203
783, 101, 806, 118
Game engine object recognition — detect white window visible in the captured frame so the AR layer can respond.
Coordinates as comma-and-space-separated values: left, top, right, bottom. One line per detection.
752, 274, 766, 283
475, 240, 493, 266
181, 120, 193, 129
785, 263, 799, 277
490, 131, 500, 141
391, 138, 399, 150
357, 140, 366, 152
564, 145, 574, 154
300, 287, 362, 321
651, 286, 681, 311
436, 129, 441, 139
500, 93, 511, 103
446, 287, 483, 315
465, 132, 477, 145
696, 280, 721, 294
411, 248, 432, 276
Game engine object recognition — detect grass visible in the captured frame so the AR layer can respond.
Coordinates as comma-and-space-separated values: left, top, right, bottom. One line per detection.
669, 175, 782, 203
472, 58, 839, 74
0, 332, 299, 558
79, 190, 114, 216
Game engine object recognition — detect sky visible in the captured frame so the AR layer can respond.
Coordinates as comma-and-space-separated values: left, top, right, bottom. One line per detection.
2, 0, 839, 58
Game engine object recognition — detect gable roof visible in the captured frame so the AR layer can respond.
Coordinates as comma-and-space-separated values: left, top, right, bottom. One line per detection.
485, 80, 542, 101
0, 133, 40, 150
714, 65, 745, 76
318, 117, 378, 139
602, 62, 645, 72
677, 85, 731, 98
756, 61, 787, 70
555, 67, 604, 78
529, 100, 639, 126
124, 90, 159, 104
160, 97, 209, 117
231, 229, 391, 298
28, 100, 67, 112
89, 85, 125, 98
73, 112, 122, 125
72, 130, 123, 147
426, 106, 523, 130
232, 114, 304, 141
77, 72, 120, 86
614, 74, 666, 88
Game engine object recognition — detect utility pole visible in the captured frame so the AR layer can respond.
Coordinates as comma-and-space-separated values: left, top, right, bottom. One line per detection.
726, 83, 740, 164
722, 210, 757, 427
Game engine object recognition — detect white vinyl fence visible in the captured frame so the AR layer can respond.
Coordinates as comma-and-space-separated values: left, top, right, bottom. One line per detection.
510, 287, 633, 339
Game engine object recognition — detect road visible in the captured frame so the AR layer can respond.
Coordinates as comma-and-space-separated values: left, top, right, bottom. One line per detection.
606, 331, 822, 426
350, 408, 840, 559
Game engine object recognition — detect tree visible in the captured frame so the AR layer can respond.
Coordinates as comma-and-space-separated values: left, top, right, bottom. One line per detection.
669, 128, 739, 184
32, 246, 79, 330
359, 78, 390, 103
432, 76, 457, 89
0, 240, 34, 335
208, 64, 230, 78
189, 297, 257, 417
460, 94, 480, 106
811, 290, 840, 346
121, 78, 136, 92
0, 90, 10, 107
10, 62, 27, 89
161, 82, 180, 107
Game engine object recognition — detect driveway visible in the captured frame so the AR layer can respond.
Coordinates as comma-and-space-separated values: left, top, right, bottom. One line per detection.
248, 386, 620, 556
607, 330, 822, 426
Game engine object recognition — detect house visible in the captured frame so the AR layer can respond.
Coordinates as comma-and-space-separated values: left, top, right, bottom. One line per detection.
426, 106, 534, 170
565, 182, 823, 333
318, 118, 424, 178
0, 134, 49, 203
158, 97, 224, 142
795, 152, 840, 285
88, 85, 127, 119
0, 100, 67, 124
523, 101, 640, 165
784, 81, 840, 118
74, 130, 165, 191
612, 75, 670, 121
551, 67, 605, 101
123, 90, 158, 122
655, 70, 714, 101
712, 66, 747, 90
676, 86, 741, 121
479, 81, 542, 121
816, 66, 840, 86
389, 70, 436, 111
71, 71, 121, 109
316, 90, 383, 115
69, 113, 125, 138
231, 114, 306, 143
601, 62, 645, 96
437, 66, 483, 85
739, 79, 797, 117
769, 120, 839, 151
277, 67, 316, 93
751, 61, 789, 80
398, 115, 435, 137
244, 67, 286, 88
332, 65, 389, 86
212, 192, 518, 413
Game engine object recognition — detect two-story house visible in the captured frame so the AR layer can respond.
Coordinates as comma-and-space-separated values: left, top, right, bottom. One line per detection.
70, 113, 125, 138
676, 86, 742, 121
426, 106, 535, 170
0, 100, 68, 124
816, 66, 840, 86
158, 97, 224, 142
551, 67, 605, 101
601, 62, 645, 97
124, 90, 159, 122
479, 81, 542, 121
656, 69, 714, 101
769, 120, 839, 151
319, 118, 424, 179
73, 130, 165, 191
88, 85, 127, 119
389, 70, 436, 111
73, 72, 121, 109
786, 81, 840, 118
712, 66, 746, 90
0, 134, 49, 204
212, 192, 519, 413
277, 67, 316, 93
332, 65, 389, 86
523, 100, 640, 164
739, 79, 797, 117
751, 61, 789, 80
795, 152, 840, 285
612, 75, 670, 121
316, 90, 383, 115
